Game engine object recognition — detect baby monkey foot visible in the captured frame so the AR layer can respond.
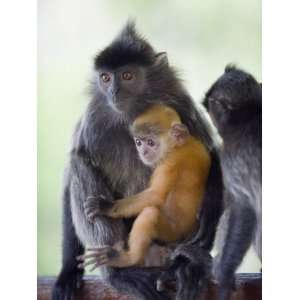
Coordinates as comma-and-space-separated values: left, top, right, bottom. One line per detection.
84, 195, 114, 222
77, 246, 119, 271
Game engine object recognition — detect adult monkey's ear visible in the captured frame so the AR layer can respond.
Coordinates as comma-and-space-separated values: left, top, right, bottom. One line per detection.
170, 123, 189, 145
154, 52, 168, 66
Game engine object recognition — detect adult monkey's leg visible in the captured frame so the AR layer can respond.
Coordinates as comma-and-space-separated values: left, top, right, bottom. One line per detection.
51, 175, 85, 300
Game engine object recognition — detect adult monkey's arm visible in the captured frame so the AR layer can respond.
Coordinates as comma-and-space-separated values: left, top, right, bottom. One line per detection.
52, 146, 125, 300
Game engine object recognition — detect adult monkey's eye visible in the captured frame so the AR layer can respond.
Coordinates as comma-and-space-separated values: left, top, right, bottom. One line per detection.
100, 73, 111, 83
135, 138, 142, 147
147, 139, 155, 147
122, 71, 133, 80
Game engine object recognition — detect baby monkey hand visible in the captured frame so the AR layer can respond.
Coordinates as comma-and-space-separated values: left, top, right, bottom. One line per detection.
105, 202, 123, 218
104, 198, 139, 218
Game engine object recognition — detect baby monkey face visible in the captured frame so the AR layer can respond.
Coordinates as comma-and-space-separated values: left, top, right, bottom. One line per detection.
134, 135, 162, 166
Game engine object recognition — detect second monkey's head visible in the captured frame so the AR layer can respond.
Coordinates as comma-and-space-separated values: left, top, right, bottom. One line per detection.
130, 105, 190, 167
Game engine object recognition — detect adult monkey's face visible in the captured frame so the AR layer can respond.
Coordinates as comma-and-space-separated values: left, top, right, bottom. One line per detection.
93, 21, 169, 115
97, 65, 147, 113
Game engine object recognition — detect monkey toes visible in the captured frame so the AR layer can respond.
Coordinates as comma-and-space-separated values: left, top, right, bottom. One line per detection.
76, 246, 119, 271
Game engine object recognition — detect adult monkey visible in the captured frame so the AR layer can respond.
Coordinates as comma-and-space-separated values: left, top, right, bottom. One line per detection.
52, 22, 223, 300
204, 66, 262, 300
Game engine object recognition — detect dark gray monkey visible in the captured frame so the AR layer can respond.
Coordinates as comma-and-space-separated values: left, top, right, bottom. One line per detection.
203, 65, 262, 300
51, 21, 224, 300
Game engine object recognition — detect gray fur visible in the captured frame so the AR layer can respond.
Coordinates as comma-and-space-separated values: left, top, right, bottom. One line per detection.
204, 65, 261, 300
52, 22, 223, 300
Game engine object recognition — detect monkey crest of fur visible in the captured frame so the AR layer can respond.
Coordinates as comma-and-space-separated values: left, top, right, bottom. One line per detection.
94, 21, 156, 69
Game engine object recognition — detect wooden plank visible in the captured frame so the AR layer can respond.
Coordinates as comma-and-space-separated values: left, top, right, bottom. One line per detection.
38, 273, 261, 300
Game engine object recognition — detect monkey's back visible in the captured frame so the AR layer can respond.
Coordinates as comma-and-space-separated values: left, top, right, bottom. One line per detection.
158, 137, 211, 241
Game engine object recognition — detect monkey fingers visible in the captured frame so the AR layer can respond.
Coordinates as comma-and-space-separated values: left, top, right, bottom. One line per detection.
84, 195, 108, 222
107, 200, 132, 218
107, 206, 119, 218
83, 255, 109, 270
76, 246, 109, 262
77, 246, 119, 271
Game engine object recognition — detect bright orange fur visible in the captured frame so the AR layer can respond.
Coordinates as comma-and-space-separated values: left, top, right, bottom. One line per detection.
82, 105, 211, 268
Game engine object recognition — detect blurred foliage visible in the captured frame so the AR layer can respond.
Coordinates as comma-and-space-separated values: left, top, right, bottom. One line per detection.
38, 0, 261, 275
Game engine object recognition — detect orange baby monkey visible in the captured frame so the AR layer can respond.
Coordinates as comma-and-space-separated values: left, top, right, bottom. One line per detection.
78, 105, 211, 270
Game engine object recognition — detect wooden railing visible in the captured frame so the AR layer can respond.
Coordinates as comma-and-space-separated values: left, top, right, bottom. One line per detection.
37, 273, 261, 300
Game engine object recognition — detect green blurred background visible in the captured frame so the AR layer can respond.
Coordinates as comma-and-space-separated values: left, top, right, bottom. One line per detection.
38, 0, 261, 275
